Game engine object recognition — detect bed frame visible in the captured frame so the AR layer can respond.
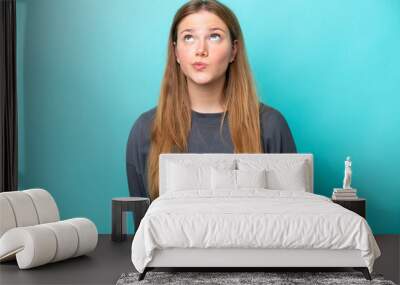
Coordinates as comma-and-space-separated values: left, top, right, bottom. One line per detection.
138, 154, 372, 281
140, 248, 371, 280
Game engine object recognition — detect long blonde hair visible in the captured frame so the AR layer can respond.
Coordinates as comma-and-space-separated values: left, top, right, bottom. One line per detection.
147, 0, 262, 201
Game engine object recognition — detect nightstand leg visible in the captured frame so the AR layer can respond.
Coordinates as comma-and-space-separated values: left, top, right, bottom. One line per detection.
133, 203, 149, 235
112, 202, 127, 241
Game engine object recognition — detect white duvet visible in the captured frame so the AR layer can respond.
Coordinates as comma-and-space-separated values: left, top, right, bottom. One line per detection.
131, 189, 381, 273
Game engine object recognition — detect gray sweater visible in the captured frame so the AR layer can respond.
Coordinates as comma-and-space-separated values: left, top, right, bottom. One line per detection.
126, 103, 297, 198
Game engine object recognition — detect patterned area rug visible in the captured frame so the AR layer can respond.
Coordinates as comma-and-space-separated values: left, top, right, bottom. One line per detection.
116, 271, 396, 285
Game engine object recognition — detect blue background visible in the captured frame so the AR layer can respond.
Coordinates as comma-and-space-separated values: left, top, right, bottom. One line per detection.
16, 0, 400, 234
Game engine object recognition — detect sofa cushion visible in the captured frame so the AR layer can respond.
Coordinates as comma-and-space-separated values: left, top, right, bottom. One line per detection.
0, 189, 60, 238
24, 189, 60, 224
0, 196, 16, 237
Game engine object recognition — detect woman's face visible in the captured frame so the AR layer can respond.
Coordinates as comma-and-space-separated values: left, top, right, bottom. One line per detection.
174, 10, 237, 86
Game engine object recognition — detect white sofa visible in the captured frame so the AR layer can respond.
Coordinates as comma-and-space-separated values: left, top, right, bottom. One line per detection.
0, 188, 98, 269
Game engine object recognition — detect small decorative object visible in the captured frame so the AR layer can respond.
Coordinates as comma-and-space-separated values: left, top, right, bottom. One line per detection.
332, 156, 358, 200
342, 156, 352, 189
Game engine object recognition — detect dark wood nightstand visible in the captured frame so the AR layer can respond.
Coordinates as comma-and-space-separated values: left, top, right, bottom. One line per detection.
332, 198, 366, 219
111, 197, 150, 242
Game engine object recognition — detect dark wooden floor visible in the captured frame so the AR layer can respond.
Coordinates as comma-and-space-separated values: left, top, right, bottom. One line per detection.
0, 235, 398, 285
374, 235, 400, 284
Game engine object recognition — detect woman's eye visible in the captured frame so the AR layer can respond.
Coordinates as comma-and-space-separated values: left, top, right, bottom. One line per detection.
182, 34, 221, 43
183, 35, 193, 42
210, 33, 221, 41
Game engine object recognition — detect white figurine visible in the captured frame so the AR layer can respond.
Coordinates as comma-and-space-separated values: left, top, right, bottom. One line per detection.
342, 156, 352, 189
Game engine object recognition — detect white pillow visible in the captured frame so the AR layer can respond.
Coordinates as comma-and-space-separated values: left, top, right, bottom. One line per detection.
211, 168, 268, 190
265, 161, 307, 191
211, 168, 236, 190
166, 162, 211, 191
237, 169, 267, 188
237, 159, 308, 191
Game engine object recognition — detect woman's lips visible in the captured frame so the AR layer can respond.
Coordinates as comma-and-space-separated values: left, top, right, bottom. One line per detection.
193, 63, 207, 70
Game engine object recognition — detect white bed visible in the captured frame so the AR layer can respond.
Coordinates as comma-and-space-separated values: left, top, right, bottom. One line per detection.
131, 154, 381, 281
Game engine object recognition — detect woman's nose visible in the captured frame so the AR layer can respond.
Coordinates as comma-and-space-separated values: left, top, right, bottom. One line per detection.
196, 39, 208, 57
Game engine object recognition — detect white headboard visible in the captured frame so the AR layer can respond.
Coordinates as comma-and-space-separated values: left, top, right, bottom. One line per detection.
159, 153, 314, 195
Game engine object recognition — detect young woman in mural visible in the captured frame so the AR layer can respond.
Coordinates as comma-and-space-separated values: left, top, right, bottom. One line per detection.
126, 0, 296, 201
